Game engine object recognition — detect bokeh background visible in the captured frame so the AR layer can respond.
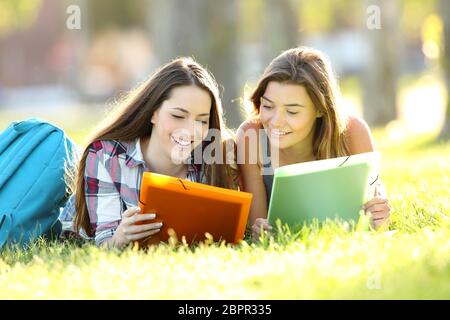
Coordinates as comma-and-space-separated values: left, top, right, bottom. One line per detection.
1, 1, 449, 300
0, 0, 449, 146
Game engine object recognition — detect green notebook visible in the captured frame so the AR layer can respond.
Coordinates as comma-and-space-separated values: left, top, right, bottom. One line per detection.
267, 151, 380, 227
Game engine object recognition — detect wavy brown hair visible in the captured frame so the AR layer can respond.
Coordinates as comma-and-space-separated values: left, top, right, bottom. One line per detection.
74, 57, 238, 237
250, 47, 350, 159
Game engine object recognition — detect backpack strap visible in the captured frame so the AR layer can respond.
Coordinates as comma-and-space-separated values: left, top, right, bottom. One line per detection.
0, 213, 12, 248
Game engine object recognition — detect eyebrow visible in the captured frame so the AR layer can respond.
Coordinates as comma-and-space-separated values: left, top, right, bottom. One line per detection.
261, 96, 305, 108
172, 107, 210, 117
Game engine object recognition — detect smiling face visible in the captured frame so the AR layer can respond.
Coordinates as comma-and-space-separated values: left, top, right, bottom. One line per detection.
259, 81, 322, 150
150, 85, 211, 163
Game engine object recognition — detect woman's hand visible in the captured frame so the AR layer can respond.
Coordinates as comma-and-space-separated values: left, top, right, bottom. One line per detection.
251, 218, 273, 240
363, 187, 391, 230
108, 207, 162, 248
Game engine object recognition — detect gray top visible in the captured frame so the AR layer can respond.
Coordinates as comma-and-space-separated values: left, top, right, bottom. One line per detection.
260, 130, 274, 207
262, 167, 274, 207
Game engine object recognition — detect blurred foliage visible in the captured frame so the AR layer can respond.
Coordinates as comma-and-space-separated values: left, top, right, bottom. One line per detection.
401, 0, 438, 39
0, 0, 42, 36
87, 0, 148, 33
238, 0, 264, 42
299, 0, 363, 32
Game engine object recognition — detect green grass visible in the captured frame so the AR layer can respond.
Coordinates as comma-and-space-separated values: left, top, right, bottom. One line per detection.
0, 132, 449, 299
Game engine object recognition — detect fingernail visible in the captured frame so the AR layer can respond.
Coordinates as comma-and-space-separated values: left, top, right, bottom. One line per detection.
158, 222, 163, 227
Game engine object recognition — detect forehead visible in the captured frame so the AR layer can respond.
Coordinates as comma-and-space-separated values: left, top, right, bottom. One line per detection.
263, 81, 312, 105
165, 85, 212, 113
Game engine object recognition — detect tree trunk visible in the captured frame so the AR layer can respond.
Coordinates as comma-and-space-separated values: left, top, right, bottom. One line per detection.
438, 0, 450, 140
263, 0, 299, 63
148, 0, 240, 129
362, 0, 401, 126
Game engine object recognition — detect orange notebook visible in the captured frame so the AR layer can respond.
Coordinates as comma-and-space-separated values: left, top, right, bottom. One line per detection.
138, 172, 252, 245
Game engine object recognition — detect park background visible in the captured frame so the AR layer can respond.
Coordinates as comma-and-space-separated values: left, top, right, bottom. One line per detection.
0, 0, 449, 299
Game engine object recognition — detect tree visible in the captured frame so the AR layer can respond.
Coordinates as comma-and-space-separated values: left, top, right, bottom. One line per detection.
148, 0, 241, 128
362, 0, 402, 126
0, 0, 42, 37
438, 0, 450, 140
263, 0, 299, 62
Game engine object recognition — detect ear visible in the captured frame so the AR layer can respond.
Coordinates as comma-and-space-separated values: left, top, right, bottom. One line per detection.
151, 109, 159, 125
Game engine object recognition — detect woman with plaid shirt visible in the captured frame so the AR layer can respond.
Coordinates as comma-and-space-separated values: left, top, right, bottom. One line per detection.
62, 57, 238, 249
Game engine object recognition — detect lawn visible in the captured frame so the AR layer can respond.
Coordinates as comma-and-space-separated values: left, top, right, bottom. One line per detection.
0, 130, 449, 299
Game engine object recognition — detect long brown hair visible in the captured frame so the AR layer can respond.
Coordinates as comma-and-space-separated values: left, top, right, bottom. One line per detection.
250, 46, 350, 159
74, 57, 237, 237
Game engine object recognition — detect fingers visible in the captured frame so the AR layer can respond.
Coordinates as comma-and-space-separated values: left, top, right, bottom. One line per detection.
365, 203, 391, 214
251, 218, 272, 238
122, 206, 141, 217
252, 219, 272, 232
120, 208, 160, 233
255, 218, 272, 228
361, 195, 392, 230
131, 213, 157, 224
126, 228, 161, 241
125, 221, 163, 234
372, 212, 389, 222
251, 224, 261, 235
363, 197, 391, 211
122, 210, 161, 235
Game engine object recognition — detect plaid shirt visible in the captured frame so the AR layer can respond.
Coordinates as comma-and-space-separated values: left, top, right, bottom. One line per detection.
60, 138, 203, 246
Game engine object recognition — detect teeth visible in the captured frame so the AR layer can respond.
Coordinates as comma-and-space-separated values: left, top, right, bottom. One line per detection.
271, 129, 290, 136
171, 135, 192, 147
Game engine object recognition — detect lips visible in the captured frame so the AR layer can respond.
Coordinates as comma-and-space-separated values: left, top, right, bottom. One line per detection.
270, 129, 292, 137
170, 135, 193, 147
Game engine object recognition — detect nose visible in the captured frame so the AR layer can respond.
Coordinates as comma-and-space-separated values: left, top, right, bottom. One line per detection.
270, 108, 285, 128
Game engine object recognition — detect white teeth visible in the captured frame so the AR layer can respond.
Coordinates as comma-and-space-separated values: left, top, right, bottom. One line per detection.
271, 129, 291, 136
171, 135, 192, 147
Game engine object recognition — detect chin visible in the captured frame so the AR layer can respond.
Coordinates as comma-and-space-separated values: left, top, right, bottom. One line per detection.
170, 153, 191, 165
167, 143, 190, 164
268, 136, 294, 150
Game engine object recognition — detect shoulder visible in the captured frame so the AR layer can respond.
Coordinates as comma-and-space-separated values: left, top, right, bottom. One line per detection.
237, 118, 262, 141
88, 139, 129, 158
236, 118, 265, 168
236, 118, 264, 154
346, 114, 370, 135
344, 114, 375, 154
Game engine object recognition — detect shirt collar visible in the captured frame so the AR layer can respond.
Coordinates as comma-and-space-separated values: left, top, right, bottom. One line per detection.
125, 137, 201, 174
125, 138, 146, 168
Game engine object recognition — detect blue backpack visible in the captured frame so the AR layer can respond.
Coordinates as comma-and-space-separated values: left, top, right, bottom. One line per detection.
0, 118, 78, 248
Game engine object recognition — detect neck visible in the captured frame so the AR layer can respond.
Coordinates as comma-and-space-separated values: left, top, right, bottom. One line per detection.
273, 131, 316, 166
140, 136, 188, 178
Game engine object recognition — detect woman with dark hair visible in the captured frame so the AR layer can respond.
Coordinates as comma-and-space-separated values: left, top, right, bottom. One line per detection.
61, 57, 238, 248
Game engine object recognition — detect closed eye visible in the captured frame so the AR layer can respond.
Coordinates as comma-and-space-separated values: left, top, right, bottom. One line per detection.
262, 105, 273, 110
171, 114, 185, 119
